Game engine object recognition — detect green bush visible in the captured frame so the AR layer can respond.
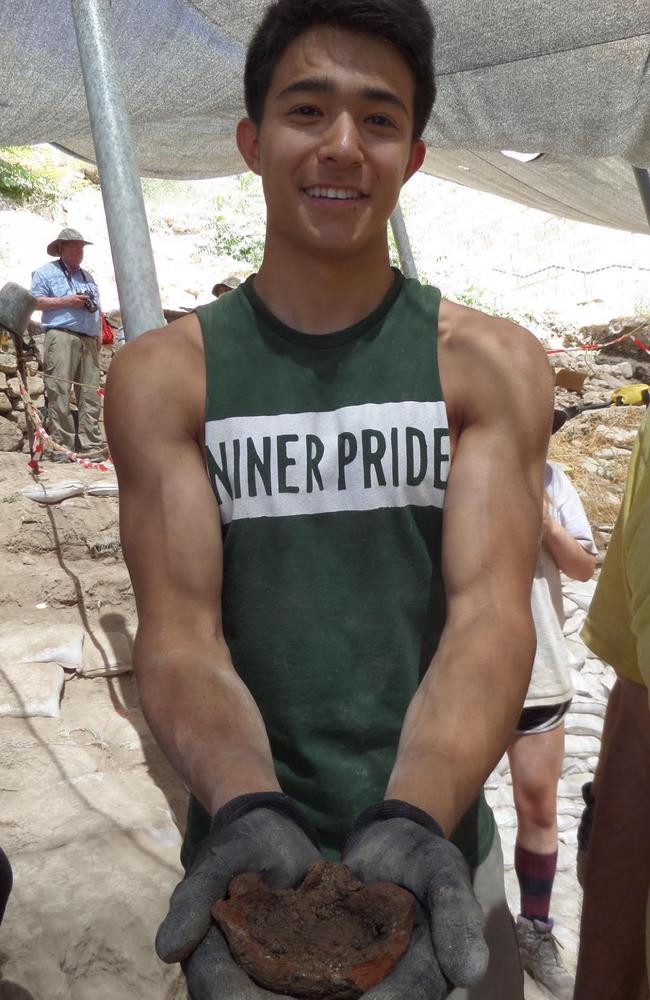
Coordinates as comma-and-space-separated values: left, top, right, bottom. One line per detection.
0, 147, 58, 207
203, 213, 265, 268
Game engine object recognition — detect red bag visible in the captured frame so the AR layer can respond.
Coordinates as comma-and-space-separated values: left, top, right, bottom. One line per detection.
100, 312, 114, 346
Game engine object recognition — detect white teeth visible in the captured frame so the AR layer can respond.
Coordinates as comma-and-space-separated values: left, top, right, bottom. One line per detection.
305, 187, 362, 200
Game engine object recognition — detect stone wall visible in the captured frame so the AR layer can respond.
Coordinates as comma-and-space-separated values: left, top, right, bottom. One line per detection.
0, 323, 114, 452
0, 338, 43, 451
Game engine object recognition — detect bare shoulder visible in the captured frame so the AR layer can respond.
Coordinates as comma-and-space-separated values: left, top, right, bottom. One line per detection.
439, 298, 550, 377
438, 298, 553, 437
105, 312, 205, 444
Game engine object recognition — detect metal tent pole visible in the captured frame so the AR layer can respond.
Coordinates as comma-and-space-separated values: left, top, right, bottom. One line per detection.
70, 0, 164, 340
633, 167, 650, 230
389, 203, 419, 279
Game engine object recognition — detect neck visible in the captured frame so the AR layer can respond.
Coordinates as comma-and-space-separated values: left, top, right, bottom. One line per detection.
253, 232, 396, 335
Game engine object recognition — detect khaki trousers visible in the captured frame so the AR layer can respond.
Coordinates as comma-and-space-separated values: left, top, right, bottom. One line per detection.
451, 830, 524, 999
43, 328, 102, 452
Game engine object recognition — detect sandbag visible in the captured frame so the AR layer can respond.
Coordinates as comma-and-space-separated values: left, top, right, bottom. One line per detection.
0, 624, 85, 671
0, 660, 64, 718
80, 627, 133, 677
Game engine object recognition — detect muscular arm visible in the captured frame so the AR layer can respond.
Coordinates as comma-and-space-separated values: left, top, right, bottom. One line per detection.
574, 678, 650, 1000
105, 319, 280, 816
386, 310, 554, 834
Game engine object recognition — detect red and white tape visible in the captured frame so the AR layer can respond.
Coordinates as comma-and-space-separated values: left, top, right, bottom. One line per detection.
18, 377, 113, 475
546, 330, 650, 357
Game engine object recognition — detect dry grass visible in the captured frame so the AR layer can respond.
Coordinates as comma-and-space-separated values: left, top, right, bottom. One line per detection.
549, 406, 646, 527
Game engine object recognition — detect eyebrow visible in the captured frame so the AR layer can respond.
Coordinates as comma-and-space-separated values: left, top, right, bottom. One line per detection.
276, 77, 409, 115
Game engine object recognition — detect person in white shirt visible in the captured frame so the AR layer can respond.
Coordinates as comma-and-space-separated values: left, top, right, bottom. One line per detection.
508, 447, 596, 998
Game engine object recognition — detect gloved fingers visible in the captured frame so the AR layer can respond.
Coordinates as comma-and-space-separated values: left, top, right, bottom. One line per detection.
229, 810, 321, 888
157, 814, 321, 964
427, 865, 488, 988
184, 925, 295, 1000
343, 819, 426, 889
355, 924, 447, 1000
156, 844, 240, 963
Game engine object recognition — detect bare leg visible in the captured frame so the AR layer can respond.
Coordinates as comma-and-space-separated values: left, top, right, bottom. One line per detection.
508, 723, 564, 856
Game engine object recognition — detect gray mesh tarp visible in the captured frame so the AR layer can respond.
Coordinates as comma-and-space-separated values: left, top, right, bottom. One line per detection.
1, 1, 649, 231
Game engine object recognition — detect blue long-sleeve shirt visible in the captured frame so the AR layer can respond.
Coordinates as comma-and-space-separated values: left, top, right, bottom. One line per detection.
31, 259, 101, 338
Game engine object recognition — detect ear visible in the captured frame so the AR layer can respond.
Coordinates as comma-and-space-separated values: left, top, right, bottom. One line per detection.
402, 140, 426, 184
237, 118, 262, 176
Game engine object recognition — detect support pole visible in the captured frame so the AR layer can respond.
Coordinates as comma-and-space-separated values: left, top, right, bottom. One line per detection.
389, 203, 418, 279
71, 0, 164, 340
633, 167, 650, 230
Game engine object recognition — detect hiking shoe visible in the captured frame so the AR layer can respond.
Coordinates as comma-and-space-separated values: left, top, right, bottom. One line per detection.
516, 914, 574, 999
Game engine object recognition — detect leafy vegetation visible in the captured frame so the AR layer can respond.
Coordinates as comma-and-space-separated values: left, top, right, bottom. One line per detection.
0, 146, 60, 208
193, 174, 267, 268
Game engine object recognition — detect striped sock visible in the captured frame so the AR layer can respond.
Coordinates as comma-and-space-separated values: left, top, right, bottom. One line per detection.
515, 842, 557, 923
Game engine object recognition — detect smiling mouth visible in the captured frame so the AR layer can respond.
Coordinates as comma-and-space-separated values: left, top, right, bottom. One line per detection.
303, 186, 366, 201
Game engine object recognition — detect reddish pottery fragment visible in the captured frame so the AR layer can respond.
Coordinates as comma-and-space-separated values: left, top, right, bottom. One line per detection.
211, 860, 415, 999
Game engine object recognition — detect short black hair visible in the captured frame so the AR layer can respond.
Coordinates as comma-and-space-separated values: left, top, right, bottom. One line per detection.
244, 0, 436, 141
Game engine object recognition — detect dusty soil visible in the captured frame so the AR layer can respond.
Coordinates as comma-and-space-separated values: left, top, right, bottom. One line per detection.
0, 453, 188, 999
213, 861, 415, 999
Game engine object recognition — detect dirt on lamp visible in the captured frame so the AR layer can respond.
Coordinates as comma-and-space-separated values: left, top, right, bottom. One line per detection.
211, 860, 416, 999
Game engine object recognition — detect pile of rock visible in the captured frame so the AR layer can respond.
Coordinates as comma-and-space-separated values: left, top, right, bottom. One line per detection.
0, 323, 115, 453
551, 314, 650, 413
0, 344, 44, 452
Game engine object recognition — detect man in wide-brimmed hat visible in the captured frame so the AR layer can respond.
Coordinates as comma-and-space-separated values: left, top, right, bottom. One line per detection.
211, 275, 241, 298
30, 227, 105, 461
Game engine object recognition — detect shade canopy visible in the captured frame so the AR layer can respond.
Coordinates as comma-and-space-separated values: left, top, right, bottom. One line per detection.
1, 0, 649, 231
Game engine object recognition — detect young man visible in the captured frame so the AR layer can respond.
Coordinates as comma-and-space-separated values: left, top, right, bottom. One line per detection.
31, 227, 105, 460
106, 2, 553, 997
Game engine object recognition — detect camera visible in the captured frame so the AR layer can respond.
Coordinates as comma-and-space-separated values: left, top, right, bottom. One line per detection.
83, 292, 98, 313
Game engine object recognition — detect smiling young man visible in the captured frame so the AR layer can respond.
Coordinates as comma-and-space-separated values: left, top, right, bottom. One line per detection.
106, 2, 553, 998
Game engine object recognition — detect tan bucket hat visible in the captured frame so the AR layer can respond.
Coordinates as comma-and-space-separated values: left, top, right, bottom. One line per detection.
47, 227, 93, 257
212, 275, 241, 296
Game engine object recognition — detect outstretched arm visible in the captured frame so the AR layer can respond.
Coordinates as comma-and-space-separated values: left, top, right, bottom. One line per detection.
341, 314, 553, 1000
386, 313, 554, 833
108, 319, 320, 993
105, 318, 280, 815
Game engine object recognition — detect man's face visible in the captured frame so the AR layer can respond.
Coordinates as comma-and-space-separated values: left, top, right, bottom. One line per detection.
237, 27, 425, 260
60, 241, 85, 270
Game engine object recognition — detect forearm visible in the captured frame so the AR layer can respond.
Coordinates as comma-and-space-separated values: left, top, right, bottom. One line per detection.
574, 679, 650, 999
543, 521, 595, 581
34, 295, 75, 311
386, 605, 535, 834
134, 628, 281, 815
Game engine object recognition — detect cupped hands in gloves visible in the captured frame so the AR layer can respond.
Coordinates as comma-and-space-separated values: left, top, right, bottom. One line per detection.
342, 800, 488, 1000
156, 792, 321, 999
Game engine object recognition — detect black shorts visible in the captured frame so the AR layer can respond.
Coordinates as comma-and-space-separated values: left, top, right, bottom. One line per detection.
516, 699, 571, 735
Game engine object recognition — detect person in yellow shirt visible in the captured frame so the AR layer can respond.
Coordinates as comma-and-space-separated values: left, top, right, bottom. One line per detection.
575, 410, 650, 1000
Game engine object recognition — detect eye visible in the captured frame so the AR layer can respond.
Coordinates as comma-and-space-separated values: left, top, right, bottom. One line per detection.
367, 114, 396, 128
290, 105, 322, 118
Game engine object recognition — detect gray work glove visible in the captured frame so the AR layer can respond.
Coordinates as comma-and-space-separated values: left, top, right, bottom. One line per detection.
156, 792, 321, 999
342, 800, 489, 1000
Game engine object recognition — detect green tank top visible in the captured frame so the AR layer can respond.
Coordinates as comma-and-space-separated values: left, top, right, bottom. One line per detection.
183, 271, 494, 869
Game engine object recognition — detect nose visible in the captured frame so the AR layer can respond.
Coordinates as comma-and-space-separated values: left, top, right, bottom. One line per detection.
317, 112, 364, 168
